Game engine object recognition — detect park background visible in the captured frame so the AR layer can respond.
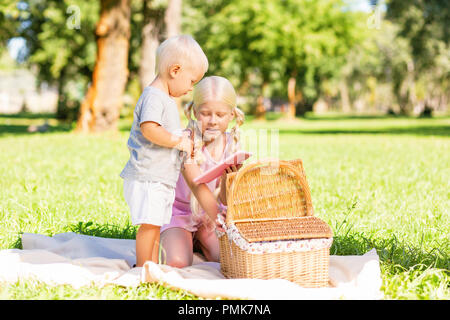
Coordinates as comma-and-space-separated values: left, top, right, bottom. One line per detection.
0, 0, 448, 299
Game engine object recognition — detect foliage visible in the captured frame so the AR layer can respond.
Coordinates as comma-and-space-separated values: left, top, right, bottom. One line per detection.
386, 0, 449, 71
4, 0, 99, 120
1, 0, 449, 118
0, 1, 22, 56
385, 0, 450, 114
186, 0, 363, 108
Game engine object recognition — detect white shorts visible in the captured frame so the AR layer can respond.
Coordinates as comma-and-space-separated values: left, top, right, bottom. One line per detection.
123, 179, 175, 226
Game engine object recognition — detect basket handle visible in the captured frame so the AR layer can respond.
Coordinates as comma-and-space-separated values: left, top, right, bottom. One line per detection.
227, 159, 314, 224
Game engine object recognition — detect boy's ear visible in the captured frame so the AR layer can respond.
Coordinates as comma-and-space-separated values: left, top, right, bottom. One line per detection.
169, 64, 181, 78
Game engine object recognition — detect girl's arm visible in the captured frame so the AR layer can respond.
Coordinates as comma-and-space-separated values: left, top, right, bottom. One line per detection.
218, 172, 227, 206
182, 162, 219, 222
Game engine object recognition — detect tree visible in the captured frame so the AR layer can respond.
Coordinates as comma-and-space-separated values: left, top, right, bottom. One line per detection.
188, 0, 361, 117
164, 0, 183, 113
136, 0, 182, 106
77, 0, 131, 132
3, 1, 99, 121
386, 0, 450, 114
164, 0, 181, 38
0, 1, 21, 56
138, 0, 165, 91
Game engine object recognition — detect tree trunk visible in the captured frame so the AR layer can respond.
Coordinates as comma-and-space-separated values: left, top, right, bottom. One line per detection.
139, 1, 164, 91
405, 59, 417, 114
339, 80, 351, 113
77, 0, 131, 133
55, 69, 67, 120
398, 59, 416, 115
287, 77, 296, 119
164, 0, 183, 114
164, 0, 182, 38
255, 82, 268, 120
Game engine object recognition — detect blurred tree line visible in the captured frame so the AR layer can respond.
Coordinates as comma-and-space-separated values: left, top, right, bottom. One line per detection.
0, 0, 448, 132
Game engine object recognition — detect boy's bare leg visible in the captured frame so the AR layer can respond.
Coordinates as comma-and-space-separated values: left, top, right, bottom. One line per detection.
136, 224, 160, 267
152, 236, 160, 263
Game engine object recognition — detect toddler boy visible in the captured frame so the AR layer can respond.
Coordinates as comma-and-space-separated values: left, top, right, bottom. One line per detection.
120, 35, 208, 267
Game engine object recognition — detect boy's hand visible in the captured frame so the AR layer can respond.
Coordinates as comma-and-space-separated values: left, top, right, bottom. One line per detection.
176, 130, 194, 158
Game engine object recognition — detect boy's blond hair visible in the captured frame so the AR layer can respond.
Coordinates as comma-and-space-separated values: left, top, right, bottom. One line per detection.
155, 35, 208, 76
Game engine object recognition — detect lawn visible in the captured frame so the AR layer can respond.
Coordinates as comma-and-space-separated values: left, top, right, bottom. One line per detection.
0, 112, 448, 299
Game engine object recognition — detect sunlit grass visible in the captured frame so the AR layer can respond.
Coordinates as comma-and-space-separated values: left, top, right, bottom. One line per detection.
0, 113, 448, 299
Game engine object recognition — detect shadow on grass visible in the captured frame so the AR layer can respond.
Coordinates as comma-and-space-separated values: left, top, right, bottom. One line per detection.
0, 112, 73, 137
118, 124, 450, 137
68, 221, 137, 240
278, 125, 450, 137
0, 124, 73, 137
303, 114, 417, 121
10, 222, 137, 250
331, 231, 449, 272
0, 112, 58, 120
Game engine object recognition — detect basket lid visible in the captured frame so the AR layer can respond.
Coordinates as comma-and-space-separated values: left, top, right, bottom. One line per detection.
226, 159, 314, 225
234, 216, 333, 243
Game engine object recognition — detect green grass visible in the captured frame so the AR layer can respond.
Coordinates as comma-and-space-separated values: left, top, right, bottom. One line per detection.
0, 112, 448, 299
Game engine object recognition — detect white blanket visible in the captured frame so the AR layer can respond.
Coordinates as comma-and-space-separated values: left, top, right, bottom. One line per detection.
0, 232, 383, 299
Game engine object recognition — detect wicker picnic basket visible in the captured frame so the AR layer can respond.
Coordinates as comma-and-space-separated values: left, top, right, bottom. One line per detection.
218, 159, 333, 288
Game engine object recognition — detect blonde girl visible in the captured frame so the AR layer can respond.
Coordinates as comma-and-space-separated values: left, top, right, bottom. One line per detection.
159, 76, 245, 267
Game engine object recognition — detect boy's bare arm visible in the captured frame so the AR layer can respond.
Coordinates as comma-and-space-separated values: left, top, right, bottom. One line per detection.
140, 121, 191, 152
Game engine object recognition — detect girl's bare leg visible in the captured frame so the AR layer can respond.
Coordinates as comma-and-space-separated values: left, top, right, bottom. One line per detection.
194, 223, 220, 262
136, 224, 160, 267
160, 227, 194, 268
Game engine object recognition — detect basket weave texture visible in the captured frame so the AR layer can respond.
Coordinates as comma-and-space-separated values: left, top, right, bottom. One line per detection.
219, 159, 333, 288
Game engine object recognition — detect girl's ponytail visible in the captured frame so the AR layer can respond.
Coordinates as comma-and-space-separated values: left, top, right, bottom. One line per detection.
184, 101, 205, 166
230, 106, 245, 154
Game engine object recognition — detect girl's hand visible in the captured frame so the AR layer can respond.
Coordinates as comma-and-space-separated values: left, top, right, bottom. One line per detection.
218, 163, 243, 206
215, 210, 226, 233
226, 164, 243, 174
219, 163, 243, 187
220, 163, 243, 181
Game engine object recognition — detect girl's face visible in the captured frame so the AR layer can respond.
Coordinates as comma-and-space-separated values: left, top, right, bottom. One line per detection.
194, 101, 235, 141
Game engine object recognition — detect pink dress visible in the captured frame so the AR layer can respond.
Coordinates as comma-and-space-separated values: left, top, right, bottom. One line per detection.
160, 133, 232, 233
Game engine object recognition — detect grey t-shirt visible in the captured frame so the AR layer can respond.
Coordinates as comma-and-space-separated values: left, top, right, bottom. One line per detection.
120, 86, 183, 187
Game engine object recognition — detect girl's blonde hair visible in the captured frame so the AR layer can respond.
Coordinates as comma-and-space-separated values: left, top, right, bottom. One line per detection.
184, 76, 245, 166
155, 35, 208, 77
183, 76, 245, 226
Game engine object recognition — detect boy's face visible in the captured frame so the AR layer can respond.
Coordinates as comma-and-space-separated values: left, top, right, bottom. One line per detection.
168, 65, 204, 98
